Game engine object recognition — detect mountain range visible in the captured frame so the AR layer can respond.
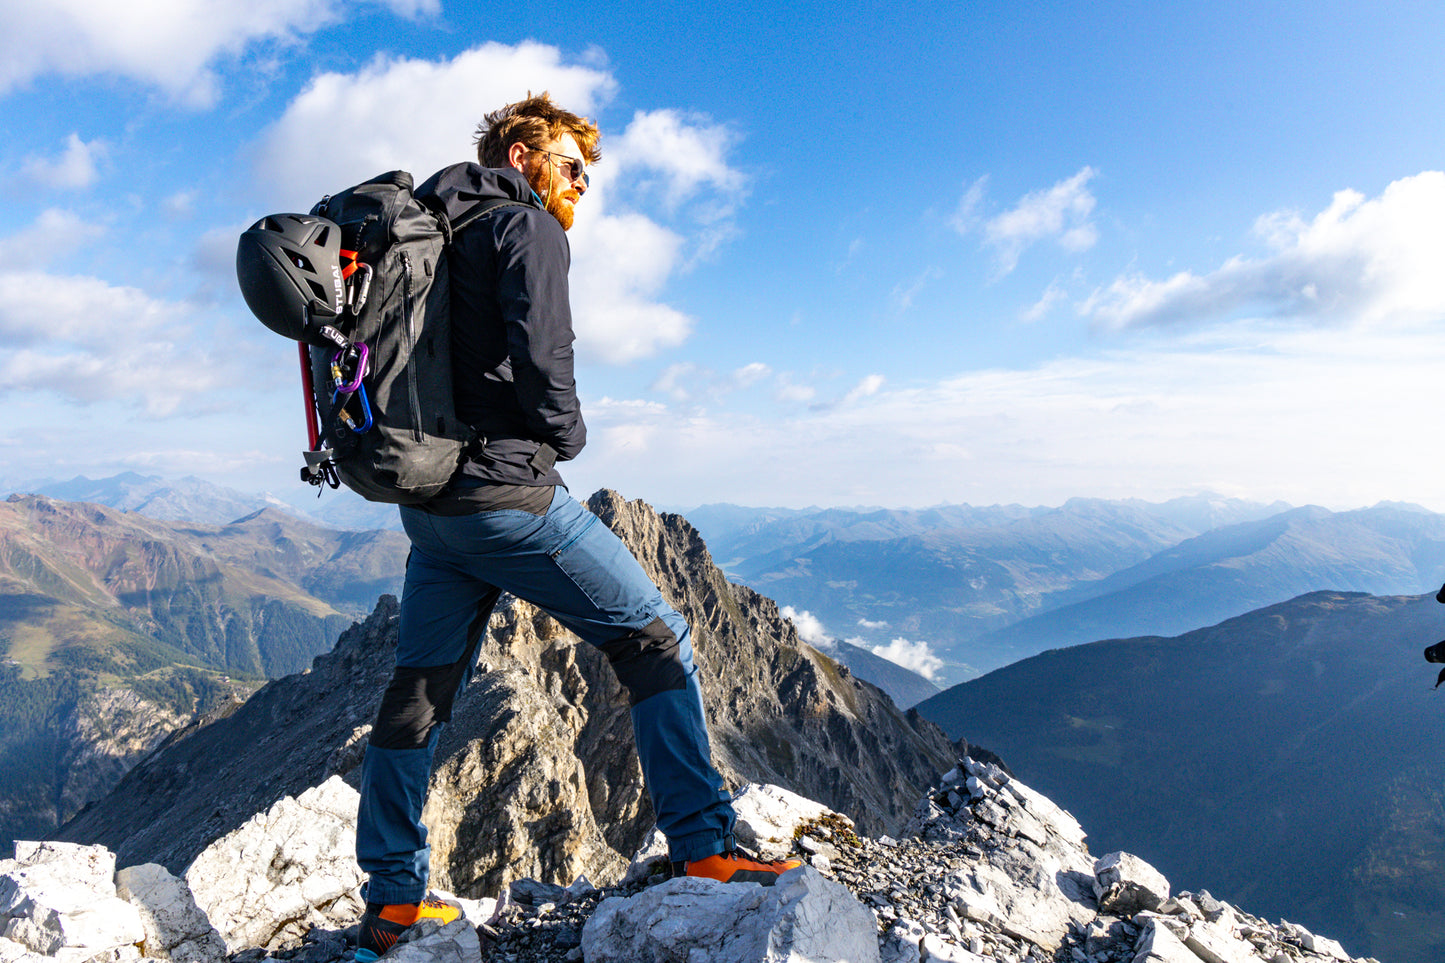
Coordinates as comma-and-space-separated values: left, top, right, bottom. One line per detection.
7, 471, 404, 532
0, 492, 409, 850
914, 589, 1445, 963
685, 496, 1445, 685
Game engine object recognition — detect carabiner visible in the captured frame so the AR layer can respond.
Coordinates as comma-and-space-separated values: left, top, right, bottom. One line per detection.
333, 381, 374, 434
330, 343, 369, 394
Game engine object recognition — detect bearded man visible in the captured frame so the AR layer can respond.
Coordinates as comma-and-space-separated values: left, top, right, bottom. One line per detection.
352, 93, 800, 960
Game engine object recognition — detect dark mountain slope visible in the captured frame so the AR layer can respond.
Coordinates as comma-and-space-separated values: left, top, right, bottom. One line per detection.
916, 590, 1445, 963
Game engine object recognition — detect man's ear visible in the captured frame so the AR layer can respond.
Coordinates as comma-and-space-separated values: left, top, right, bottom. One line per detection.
506, 141, 529, 171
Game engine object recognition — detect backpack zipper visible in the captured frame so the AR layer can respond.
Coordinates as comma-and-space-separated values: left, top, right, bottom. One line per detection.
400, 251, 423, 442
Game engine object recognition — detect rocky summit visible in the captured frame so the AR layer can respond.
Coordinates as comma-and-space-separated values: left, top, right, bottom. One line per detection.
7, 758, 1373, 963
59, 491, 956, 888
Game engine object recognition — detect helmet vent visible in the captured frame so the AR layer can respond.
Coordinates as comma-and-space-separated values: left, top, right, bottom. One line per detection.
288, 250, 315, 272
313, 224, 331, 246
306, 279, 329, 301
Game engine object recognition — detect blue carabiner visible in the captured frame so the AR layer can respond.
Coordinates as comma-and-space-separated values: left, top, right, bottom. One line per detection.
332, 381, 374, 434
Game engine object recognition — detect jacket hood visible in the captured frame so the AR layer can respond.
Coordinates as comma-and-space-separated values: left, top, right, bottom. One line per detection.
417, 162, 540, 224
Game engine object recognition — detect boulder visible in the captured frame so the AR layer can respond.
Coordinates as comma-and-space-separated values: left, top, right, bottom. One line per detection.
582, 866, 880, 963
0, 842, 144, 957
115, 863, 226, 963
184, 777, 364, 952
731, 783, 842, 860
1184, 915, 1258, 963
1094, 851, 1170, 916
1133, 917, 1199, 963
385, 918, 481, 963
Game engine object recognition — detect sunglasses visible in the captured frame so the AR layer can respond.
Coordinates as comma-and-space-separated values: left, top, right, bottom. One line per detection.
530, 147, 589, 187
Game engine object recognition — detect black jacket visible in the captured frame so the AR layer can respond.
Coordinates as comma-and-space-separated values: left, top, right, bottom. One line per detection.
419, 163, 587, 488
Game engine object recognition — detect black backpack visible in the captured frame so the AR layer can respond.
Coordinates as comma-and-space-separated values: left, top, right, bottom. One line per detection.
237, 170, 521, 504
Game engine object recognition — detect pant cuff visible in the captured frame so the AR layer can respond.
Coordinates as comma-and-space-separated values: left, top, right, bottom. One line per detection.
362, 879, 428, 907
667, 830, 734, 864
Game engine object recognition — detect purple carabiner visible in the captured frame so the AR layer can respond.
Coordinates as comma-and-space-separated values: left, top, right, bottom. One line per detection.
331, 343, 369, 394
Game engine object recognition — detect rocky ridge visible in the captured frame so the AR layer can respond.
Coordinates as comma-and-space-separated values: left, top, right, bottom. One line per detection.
9, 757, 1372, 963
60, 491, 957, 890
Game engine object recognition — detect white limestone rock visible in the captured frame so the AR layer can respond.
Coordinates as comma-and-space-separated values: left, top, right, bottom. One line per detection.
11, 844, 115, 892
184, 776, 365, 952
1183, 916, 1258, 963
0, 842, 144, 957
1001, 780, 1087, 851
115, 864, 226, 963
943, 842, 1094, 952
1132, 917, 1199, 963
385, 918, 481, 963
1281, 923, 1350, 961
1094, 852, 1170, 916
581, 866, 880, 963
880, 918, 926, 963
732, 783, 843, 861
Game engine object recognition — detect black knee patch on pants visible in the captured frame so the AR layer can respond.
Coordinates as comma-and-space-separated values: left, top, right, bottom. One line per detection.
368, 663, 464, 750
599, 616, 689, 706
370, 587, 498, 751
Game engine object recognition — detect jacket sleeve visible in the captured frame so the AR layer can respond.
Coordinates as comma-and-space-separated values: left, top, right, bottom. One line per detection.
492, 211, 587, 461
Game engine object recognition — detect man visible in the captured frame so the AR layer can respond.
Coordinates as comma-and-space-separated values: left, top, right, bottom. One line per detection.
353, 93, 799, 960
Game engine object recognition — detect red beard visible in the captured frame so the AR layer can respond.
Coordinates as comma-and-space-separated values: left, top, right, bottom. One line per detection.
526, 160, 581, 231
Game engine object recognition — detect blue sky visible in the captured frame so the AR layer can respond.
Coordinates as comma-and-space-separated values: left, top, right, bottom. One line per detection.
3, 0, 1445, 513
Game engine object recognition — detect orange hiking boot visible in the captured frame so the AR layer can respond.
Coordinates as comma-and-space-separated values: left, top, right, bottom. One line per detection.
684, 848, 803, 886
356, 894, 463, 962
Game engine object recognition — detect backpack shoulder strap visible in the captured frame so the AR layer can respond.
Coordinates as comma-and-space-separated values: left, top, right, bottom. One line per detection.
448, 198, 532, 238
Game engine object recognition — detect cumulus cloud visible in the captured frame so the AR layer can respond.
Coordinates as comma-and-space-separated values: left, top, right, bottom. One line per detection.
857, 618, 889, 630
21, 134, 107, 190
251, 43, 614, 204
982, 167, 1098, 275
781, 607, 835, 650
1083, 171, 1445, 331
0, 269, 239, 414
606, 109, 748, 238
868, 637, 944, 682
0, 210, 105, 268
252, 43, 745, 364
0, 0, 382, 106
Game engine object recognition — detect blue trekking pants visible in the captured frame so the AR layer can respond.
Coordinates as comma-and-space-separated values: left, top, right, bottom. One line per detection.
355, 488, 736, 904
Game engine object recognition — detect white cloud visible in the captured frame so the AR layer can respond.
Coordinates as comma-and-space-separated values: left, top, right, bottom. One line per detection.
984, 167, 1098, 274
565, 323, 1445, 514
251, 43, 615, 205
651, 363, 698, 402
1083, 171, 1445, 331
21, 134, 107, 190
841, 374, 885, 405
0, 0, 353, 106
648, 361, 773, 403
607, 109, 746, 214
0, 210, 105, 268
950, 175, 989, 234
252, 43, 744, 365
731, 362, 771, 388
857, 618, 889, 630
781, 606, 834, 650
868, 637, 944, 681
0, 270, 247, 414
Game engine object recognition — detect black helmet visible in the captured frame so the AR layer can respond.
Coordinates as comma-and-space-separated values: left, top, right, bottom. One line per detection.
236, 214, 347, 344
